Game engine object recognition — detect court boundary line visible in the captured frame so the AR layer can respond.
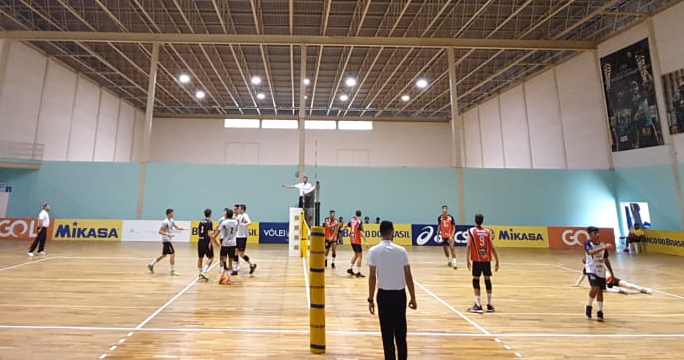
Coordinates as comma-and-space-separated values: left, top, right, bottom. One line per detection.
414, 280, 490, 335
0, 256, 53, 272
4, 325, 684, 338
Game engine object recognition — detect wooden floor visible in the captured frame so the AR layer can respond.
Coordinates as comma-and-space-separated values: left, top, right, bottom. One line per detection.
1, 241, 683, 359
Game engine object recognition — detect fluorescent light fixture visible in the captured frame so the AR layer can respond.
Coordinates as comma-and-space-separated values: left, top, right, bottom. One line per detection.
338, 120, 373, 130
195, 90, 206, 99
345, 77, 357, 87
305, 120, 336, 130
251, 76, 262, 85
224, 119, 260, 129
416, 78, 428, 88
339, 94, 349, 101
256, 92, 266, 100
401, 94, 410, 102
262, 119, 298, 129
303, 78, 311, 85
178, 74, 190, 83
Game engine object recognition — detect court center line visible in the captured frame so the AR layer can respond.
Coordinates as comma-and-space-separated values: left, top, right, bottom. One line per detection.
414, 280, 490, 335
0, 256, 53, 273
302, 257, 310, 310
550, 263, 684, 300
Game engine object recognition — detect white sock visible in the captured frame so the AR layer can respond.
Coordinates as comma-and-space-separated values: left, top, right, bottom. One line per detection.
475, 296, 481, 306
348, 263, 353, 270
170, 266, 175, 272
202, 265, 208, 272
597, 302, 603, 311
587, 297, 594, 307
487, 293, 492, 305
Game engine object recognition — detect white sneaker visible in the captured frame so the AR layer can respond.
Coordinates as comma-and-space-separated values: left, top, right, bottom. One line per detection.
38, 251, 46, 255
28, 252, 34, 257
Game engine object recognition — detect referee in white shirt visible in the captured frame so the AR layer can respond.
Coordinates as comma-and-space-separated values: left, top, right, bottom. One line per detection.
368, 221, 417, 360
28, 204, 50, 256
281, 175, 315, 208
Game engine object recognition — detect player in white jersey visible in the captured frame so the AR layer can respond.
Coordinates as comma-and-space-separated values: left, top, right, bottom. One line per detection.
234, 204, 257, 275
573, 265, 652, 295
583, 226, 615, 322
212, 208, 230, 275
216, 208, 238, 285
148, 209, 187, 276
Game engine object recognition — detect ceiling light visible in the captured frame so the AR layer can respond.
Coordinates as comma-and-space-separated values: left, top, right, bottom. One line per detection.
251, 76, 262, 85
339, 94, 349, 101
178, 74, 190, 83
401, 94, 410, 102
304, 95, 308, 99
416, 78, 428, 88
345, 77, 357, 87
303, 78, 311, 85
256, 92, 266, 100
195, 90, 206, 99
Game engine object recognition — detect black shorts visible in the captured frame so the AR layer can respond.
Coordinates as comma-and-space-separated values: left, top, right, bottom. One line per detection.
236, 237, 248, 252
587, 273, 607, 290
351, 244, 362, 253
441, 237, 452, 246
606, 277, 621, 288
472, 261, 492, 277
162, 242, 175, 255
198, 240, 213, 259
221, 246, 236, 258
325, 239, 336, 249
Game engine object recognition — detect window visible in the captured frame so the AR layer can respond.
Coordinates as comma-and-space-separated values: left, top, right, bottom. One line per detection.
224, 119, 260, 128
262, 120, 299, 129
305, 120, 336, 130
338, 120, 373, 130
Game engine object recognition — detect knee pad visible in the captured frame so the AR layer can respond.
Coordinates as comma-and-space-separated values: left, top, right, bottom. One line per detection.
242, 255, 250, 262
484, 279, 492, 291
472, 278, 480, 289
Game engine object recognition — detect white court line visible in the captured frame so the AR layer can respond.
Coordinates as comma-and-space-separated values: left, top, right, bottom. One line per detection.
53, 256, 286, 261
551, 263, 684, 300
302, 257, 310, 310
414, 280, 490, 335
0, 257, 53, 273
4, 324, 684, 338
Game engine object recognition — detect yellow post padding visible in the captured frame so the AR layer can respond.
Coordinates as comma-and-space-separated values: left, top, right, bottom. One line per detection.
309, 226, 325, 354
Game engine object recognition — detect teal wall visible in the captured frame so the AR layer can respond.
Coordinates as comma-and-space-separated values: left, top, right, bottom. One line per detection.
463, 168, 619, 228
0, 162, 140, 219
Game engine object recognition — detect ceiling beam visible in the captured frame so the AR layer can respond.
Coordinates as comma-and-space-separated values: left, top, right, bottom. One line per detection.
157, 114, 449, 123
0, 31, 596, 50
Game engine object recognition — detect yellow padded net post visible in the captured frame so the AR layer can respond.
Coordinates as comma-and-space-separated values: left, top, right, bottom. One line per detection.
309, 226, 325, 354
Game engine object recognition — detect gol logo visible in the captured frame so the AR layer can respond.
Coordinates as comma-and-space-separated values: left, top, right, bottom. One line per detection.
0, 219, 40, 239
561, 229, 590, 247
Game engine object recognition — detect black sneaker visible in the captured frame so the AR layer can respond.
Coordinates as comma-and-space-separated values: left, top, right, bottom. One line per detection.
597, 310, 604, 322
231, 270, 238, 276
486, 304, 495, 313
331, 262, 336, 269
249, 263, 257, 275
468, 304, 484, 313
355, 272, 365, 278
623, 249, 629, 253
347, 268, 354, 275
585, 305, 592, 319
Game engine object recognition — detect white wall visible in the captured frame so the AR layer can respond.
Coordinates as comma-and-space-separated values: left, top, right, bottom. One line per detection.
150, 118, 452, 167
499, 84, 532, 168
0, 41, 137, 162
463, 108, 483, 168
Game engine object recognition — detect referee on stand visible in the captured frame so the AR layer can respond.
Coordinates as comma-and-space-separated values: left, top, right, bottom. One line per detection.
368, 221, 417, 360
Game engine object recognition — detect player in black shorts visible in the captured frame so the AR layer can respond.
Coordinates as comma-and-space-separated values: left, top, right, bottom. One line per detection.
234, 204, 257, 275
197, 208, 215, 281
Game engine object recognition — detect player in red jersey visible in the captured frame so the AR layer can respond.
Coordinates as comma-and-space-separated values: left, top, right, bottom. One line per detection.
438, 205, 457, 268
347, 210, 368, 278
324, 210, 341, 268
466, 214, 499, 313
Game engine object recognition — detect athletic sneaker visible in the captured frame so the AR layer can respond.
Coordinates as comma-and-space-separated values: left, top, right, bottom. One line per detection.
623, 248, 629, 253
170, 270, 180, 276
231, 270, 238, 276
346, 268, 354, 275
38, 251, 46, 255
585, 305, 592, 319
597, 310, 604, 322
468, 304, 484, 313
219, 274, 227, 285
448, 261, 453, 267
640, 288, 652, 294
199, 273, 208, 281
225, 276, 231, 285
355, 272, 365, 278
147, 264, 154, 273
487, 304, 496, 313
28, 252, 34, 257
249, 263, 257, 274
331, 262, 336, 269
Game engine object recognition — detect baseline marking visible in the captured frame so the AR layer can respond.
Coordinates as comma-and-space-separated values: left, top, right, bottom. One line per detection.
0, 257, 53, 272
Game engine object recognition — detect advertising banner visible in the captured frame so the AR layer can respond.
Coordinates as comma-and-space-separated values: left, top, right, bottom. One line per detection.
547, 227, 616, 249
489, 226, 549, 248
358, 223, 412, 247
53, 219, 123, 241
600, 38, 663, 151
260, 222, 289, 244
643, 230, 684, 256
411, 224, 472, 246
121, 220, 191, 242
189, 221, 259, 244
661, 67, 684, 134
0, 218, 53, 241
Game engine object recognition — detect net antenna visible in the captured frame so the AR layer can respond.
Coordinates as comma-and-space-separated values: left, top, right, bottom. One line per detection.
314, 139, 321, 226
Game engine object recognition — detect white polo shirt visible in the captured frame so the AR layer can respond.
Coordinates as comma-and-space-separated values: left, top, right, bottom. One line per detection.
236, 213, 251, 238
38, 210, 49, 228
295, 182, 315, 196
367, 240, 409, 291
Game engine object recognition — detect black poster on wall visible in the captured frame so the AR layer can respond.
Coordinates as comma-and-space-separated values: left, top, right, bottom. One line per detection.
600, 38, 663, 152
